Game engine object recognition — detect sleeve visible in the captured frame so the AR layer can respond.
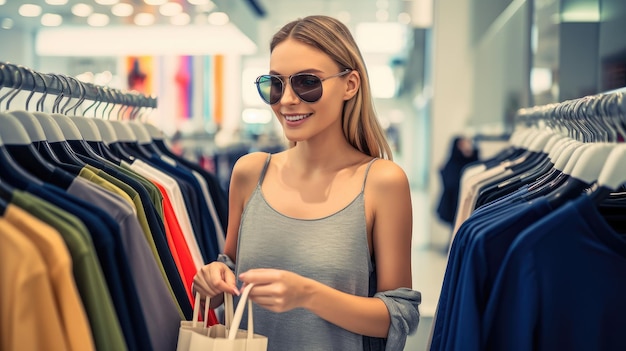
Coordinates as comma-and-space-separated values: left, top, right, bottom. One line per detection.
374, 287, 422, 351
217, 253, 236, 272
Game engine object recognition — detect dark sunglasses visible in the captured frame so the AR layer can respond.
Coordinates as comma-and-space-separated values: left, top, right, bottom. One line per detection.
254, 69, 352, 105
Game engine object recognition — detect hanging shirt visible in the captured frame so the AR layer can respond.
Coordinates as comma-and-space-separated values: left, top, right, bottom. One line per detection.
12, 189, 129, 351
65, 177, 181, 351
4, 204, 96, 351
124, 159, 205, 269
0, 218, 69, 351
483, 195, 626, 351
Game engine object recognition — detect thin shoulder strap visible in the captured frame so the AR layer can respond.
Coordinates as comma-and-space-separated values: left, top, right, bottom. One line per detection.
361, 158, 379, 192
257, 153, 272, 186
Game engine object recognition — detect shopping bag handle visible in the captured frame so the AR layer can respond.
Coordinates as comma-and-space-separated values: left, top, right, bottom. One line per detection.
192, 284, 256, 340
227, 283, 255, 340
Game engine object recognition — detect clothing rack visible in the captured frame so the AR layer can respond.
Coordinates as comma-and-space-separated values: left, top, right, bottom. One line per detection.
514, 89, 626, 142
0, 60, 230, 351
429, 88, 626, 351
0, 61, 157, 110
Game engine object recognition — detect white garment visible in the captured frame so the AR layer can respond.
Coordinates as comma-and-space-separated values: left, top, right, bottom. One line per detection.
125, 159, 205, 269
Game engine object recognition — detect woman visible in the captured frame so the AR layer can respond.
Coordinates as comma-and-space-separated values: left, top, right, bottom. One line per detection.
193, 15, 421, 351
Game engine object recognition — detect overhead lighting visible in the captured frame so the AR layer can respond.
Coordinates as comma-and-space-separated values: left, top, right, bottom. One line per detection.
195, 2, 216, 13
560, 2, 600, 22
111, 3, 133, 17
45, 0, 68, 5
1, 18, 14, 29
208, 12, 229, 25
19, 4, 43, 17
134, 12, 155, 26
171, 13, 190, 26
160, 2, 183, 16
36, 25, 258, 56
397, 12, 411, 25
144, 0, 167, 5
95, 0, 119, 5
0, 0, 6, 5
41, 13, 63, 26
88, 13, 110, 26
188, 0, 211, 5
72, 3, 93, 17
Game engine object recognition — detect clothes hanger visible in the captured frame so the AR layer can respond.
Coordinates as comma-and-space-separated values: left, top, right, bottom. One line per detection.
0, 67, 74, 189
109, 91, 155, 160
27, 72, 88, 168
127, 120, 161, 158
474, 128, 555, 207
588, 92, 626, 205
108, 119, 137, 163
9, 67, 83, 173
49, 74, 109, 165
80, 87, 123, 164
144, 122, 177, 156
542, 95, 618, 208
0, 133, 17, 213
520, 98, 596, 202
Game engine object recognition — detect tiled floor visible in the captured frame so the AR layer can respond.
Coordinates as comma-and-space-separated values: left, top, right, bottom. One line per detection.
403, 190, 450, 351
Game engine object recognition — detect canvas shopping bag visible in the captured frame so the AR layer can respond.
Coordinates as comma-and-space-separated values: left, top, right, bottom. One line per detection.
176, 284, 268, 351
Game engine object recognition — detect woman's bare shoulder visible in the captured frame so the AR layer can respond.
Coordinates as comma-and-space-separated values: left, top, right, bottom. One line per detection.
367, 159, 410, 190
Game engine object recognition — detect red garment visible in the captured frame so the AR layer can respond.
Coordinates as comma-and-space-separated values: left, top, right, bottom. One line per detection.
152, 181, 218, 325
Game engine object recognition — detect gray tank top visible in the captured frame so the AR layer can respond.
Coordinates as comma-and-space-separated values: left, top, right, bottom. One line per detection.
236, 153, 378, 351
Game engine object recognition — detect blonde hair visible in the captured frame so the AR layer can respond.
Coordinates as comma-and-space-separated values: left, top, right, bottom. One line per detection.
270, 15, 393, 160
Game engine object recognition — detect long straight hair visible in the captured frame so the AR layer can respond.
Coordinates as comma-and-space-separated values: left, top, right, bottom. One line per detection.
270, 15, 393, 160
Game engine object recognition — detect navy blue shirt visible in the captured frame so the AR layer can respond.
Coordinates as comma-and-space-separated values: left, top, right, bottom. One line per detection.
483, 195, 626, 351
446, 198, 553, 351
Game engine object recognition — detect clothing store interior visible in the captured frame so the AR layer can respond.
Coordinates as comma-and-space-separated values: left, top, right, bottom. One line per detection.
1, 0, 626, 350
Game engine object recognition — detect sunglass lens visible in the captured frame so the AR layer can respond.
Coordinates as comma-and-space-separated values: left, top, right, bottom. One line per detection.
256, 75, 283, 104
291, 74, 323, 103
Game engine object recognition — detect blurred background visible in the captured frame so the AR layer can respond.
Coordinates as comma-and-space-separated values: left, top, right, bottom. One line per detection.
1, 0, 624, 349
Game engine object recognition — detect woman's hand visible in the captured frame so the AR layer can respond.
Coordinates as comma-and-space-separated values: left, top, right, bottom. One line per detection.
193, 262, 239, 298
238, 269, 314, 313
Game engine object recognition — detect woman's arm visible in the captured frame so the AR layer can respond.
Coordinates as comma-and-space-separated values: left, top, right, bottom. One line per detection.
194, 152, 270, 308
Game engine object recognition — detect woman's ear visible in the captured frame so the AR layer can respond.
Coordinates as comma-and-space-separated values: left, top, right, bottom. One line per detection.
343, 70, 360, 100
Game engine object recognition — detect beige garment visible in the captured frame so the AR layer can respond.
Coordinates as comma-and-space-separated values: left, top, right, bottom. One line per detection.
452, 160, 515, 236
0, 218, 69, 351
4, 204, 96, 351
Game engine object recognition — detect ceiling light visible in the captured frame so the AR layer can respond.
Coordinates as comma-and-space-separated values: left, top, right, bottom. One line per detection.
208, 12, 229, 25
1, 18, 14, 29
144, 0, 167, 5
72, 3, 93, 17
19, 4, 43, 17
397, 12, 411, 25
0, 0, 6, 5
170, 13, 190, 26
41, 13, 63, 26
111, 3, 133, 17
134, 12, 155, 26
45, 0, 68, 5
88, 13, 110, 26
188, 0, 210, 5
95, 0, 119, 5
160, 2, 182, 16
195, 2, 216, 13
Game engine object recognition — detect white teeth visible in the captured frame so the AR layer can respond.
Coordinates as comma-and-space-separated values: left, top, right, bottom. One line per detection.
284, 114, 310, 122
